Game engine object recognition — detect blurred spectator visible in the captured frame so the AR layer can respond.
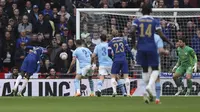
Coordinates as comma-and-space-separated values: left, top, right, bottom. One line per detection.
18, 15, 32, 38
0, 0, 6, 12
6, 1, 17, 18
185, 21, 196, 40
98, 0, 109, 8
8, 67, 19, 79
27, 33, 39, 46
12, 9, 22, 25
57, 16, 68, 33
152, 0, 159, 8
191, 29, 200, 59
52, 7, 60, 24
44, 13, 55, 36
49, 38, 61, 63
16, 31, 30, 48
14, 42, 26, 68
42, 2, 53, 17
80, 12, 89, 24
0, 6, 8, 37
3, 31, 15, 69
34, 13, 52, 34
54, 43, 70, 73
173, 0, 179, 8
40, 58, 53, 74
46, 68, 59, 79
158, 0, 166, 8
43, 32, 52, 47
29, 5, 39, 26
62, 27, 73, 43
55, 33, 62, 45
91, 32, 101, 45
114, 0, 128, 8
37, 33, 45, 47
58, 6, 71, 20
23, 0, 32, 15
81, 23, 90, 40
6, 24, 15, 39
180, 0, 193, 8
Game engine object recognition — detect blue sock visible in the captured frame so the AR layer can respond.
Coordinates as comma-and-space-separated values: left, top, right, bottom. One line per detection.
117, 79, 126, 95
97, 80, 103, 91
88, 79, 94, 93
74, 79, 80, 93
155, 82, 161, 100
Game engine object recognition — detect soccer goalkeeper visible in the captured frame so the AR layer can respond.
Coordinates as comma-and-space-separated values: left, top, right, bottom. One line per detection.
172, 38, 198, 96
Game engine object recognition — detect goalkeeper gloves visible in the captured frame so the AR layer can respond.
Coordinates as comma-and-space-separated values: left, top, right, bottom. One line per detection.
193, 63, 198, 73
172, 66, 178, 73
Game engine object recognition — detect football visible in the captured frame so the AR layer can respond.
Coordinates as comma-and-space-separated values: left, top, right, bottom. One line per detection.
59, 52, 68, 60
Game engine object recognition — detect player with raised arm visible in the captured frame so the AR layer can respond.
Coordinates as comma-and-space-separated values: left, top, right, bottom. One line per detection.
172, 38, 197, 96
131, 5, 173, 102
10, 46, 46, 96
67, 40, 94, 97
108, 30, 135, 97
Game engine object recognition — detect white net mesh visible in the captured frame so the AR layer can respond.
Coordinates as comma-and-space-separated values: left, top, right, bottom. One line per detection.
77, 9, 200, 96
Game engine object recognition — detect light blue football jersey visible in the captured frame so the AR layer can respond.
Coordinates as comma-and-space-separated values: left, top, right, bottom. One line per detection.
73, 47, 92, 68
154, 34, 164, 63
94, 42, 113, 67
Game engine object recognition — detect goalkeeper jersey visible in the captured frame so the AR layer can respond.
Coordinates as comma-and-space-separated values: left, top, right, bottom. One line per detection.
177, 46, 197, 67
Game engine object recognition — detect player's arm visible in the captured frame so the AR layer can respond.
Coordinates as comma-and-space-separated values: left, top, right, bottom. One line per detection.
156, 34, 169, 55
130, 25, 137, 47
124, 39, 134, 61
190, 48, 198, 72
108, 41, 114, 59
67, 56, 76, 74
172, 55, 181, 73
157, 29, 174, 48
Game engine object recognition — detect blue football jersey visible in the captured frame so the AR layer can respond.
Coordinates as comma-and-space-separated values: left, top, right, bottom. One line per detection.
93, 42, 113, 67
108, 37, 133, 62
133, 15, 161, 51
73, 47, 92, 68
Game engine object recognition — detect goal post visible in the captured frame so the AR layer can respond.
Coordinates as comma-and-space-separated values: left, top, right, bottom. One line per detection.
76, 8, 200, 96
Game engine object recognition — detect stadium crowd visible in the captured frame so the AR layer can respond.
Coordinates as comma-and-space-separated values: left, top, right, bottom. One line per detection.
0, 0, 200, 79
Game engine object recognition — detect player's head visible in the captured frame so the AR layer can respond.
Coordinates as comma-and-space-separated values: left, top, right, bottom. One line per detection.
141, 4, 152, 15
178, 38, 186, 48
75, 40, 82, 47
100, 34, 107, 42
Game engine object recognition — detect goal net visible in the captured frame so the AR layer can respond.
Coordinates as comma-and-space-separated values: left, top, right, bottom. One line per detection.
76, 8, 200, 96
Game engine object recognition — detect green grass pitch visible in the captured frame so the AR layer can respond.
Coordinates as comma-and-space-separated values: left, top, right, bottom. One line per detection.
0, 97, 200, 112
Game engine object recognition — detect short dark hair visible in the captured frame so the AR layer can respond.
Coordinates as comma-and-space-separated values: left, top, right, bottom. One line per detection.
178, 38, 186, 43
100, 34, 107, 41
76, 40, 82, 46
141, 5, 152, 15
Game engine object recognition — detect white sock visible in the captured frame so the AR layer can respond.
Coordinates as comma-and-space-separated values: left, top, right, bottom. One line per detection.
19, 79, 29, 93
125, 78, 130, 95
142, 72, 150, 85
111, 78, 117, 94
146, 70, 159, 90
14, 75, 22, 91
142, 72, 150, 95
77, 89, 80, 94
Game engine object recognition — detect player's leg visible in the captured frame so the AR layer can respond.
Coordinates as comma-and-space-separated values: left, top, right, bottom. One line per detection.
155, 64, 161, 104
146, 51, 159, 101
122, 60, 130, 96
96, 66, 108, 97
17, 73, 32, 96
74, 69, 82, 96
155, 77, 161, 104
10, 71, 25, 96
116, 75, 127, 96
185, 66, 193, 96
111, 62, 119, 97
173, 66, 185, 96
83, 65, 94, 96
